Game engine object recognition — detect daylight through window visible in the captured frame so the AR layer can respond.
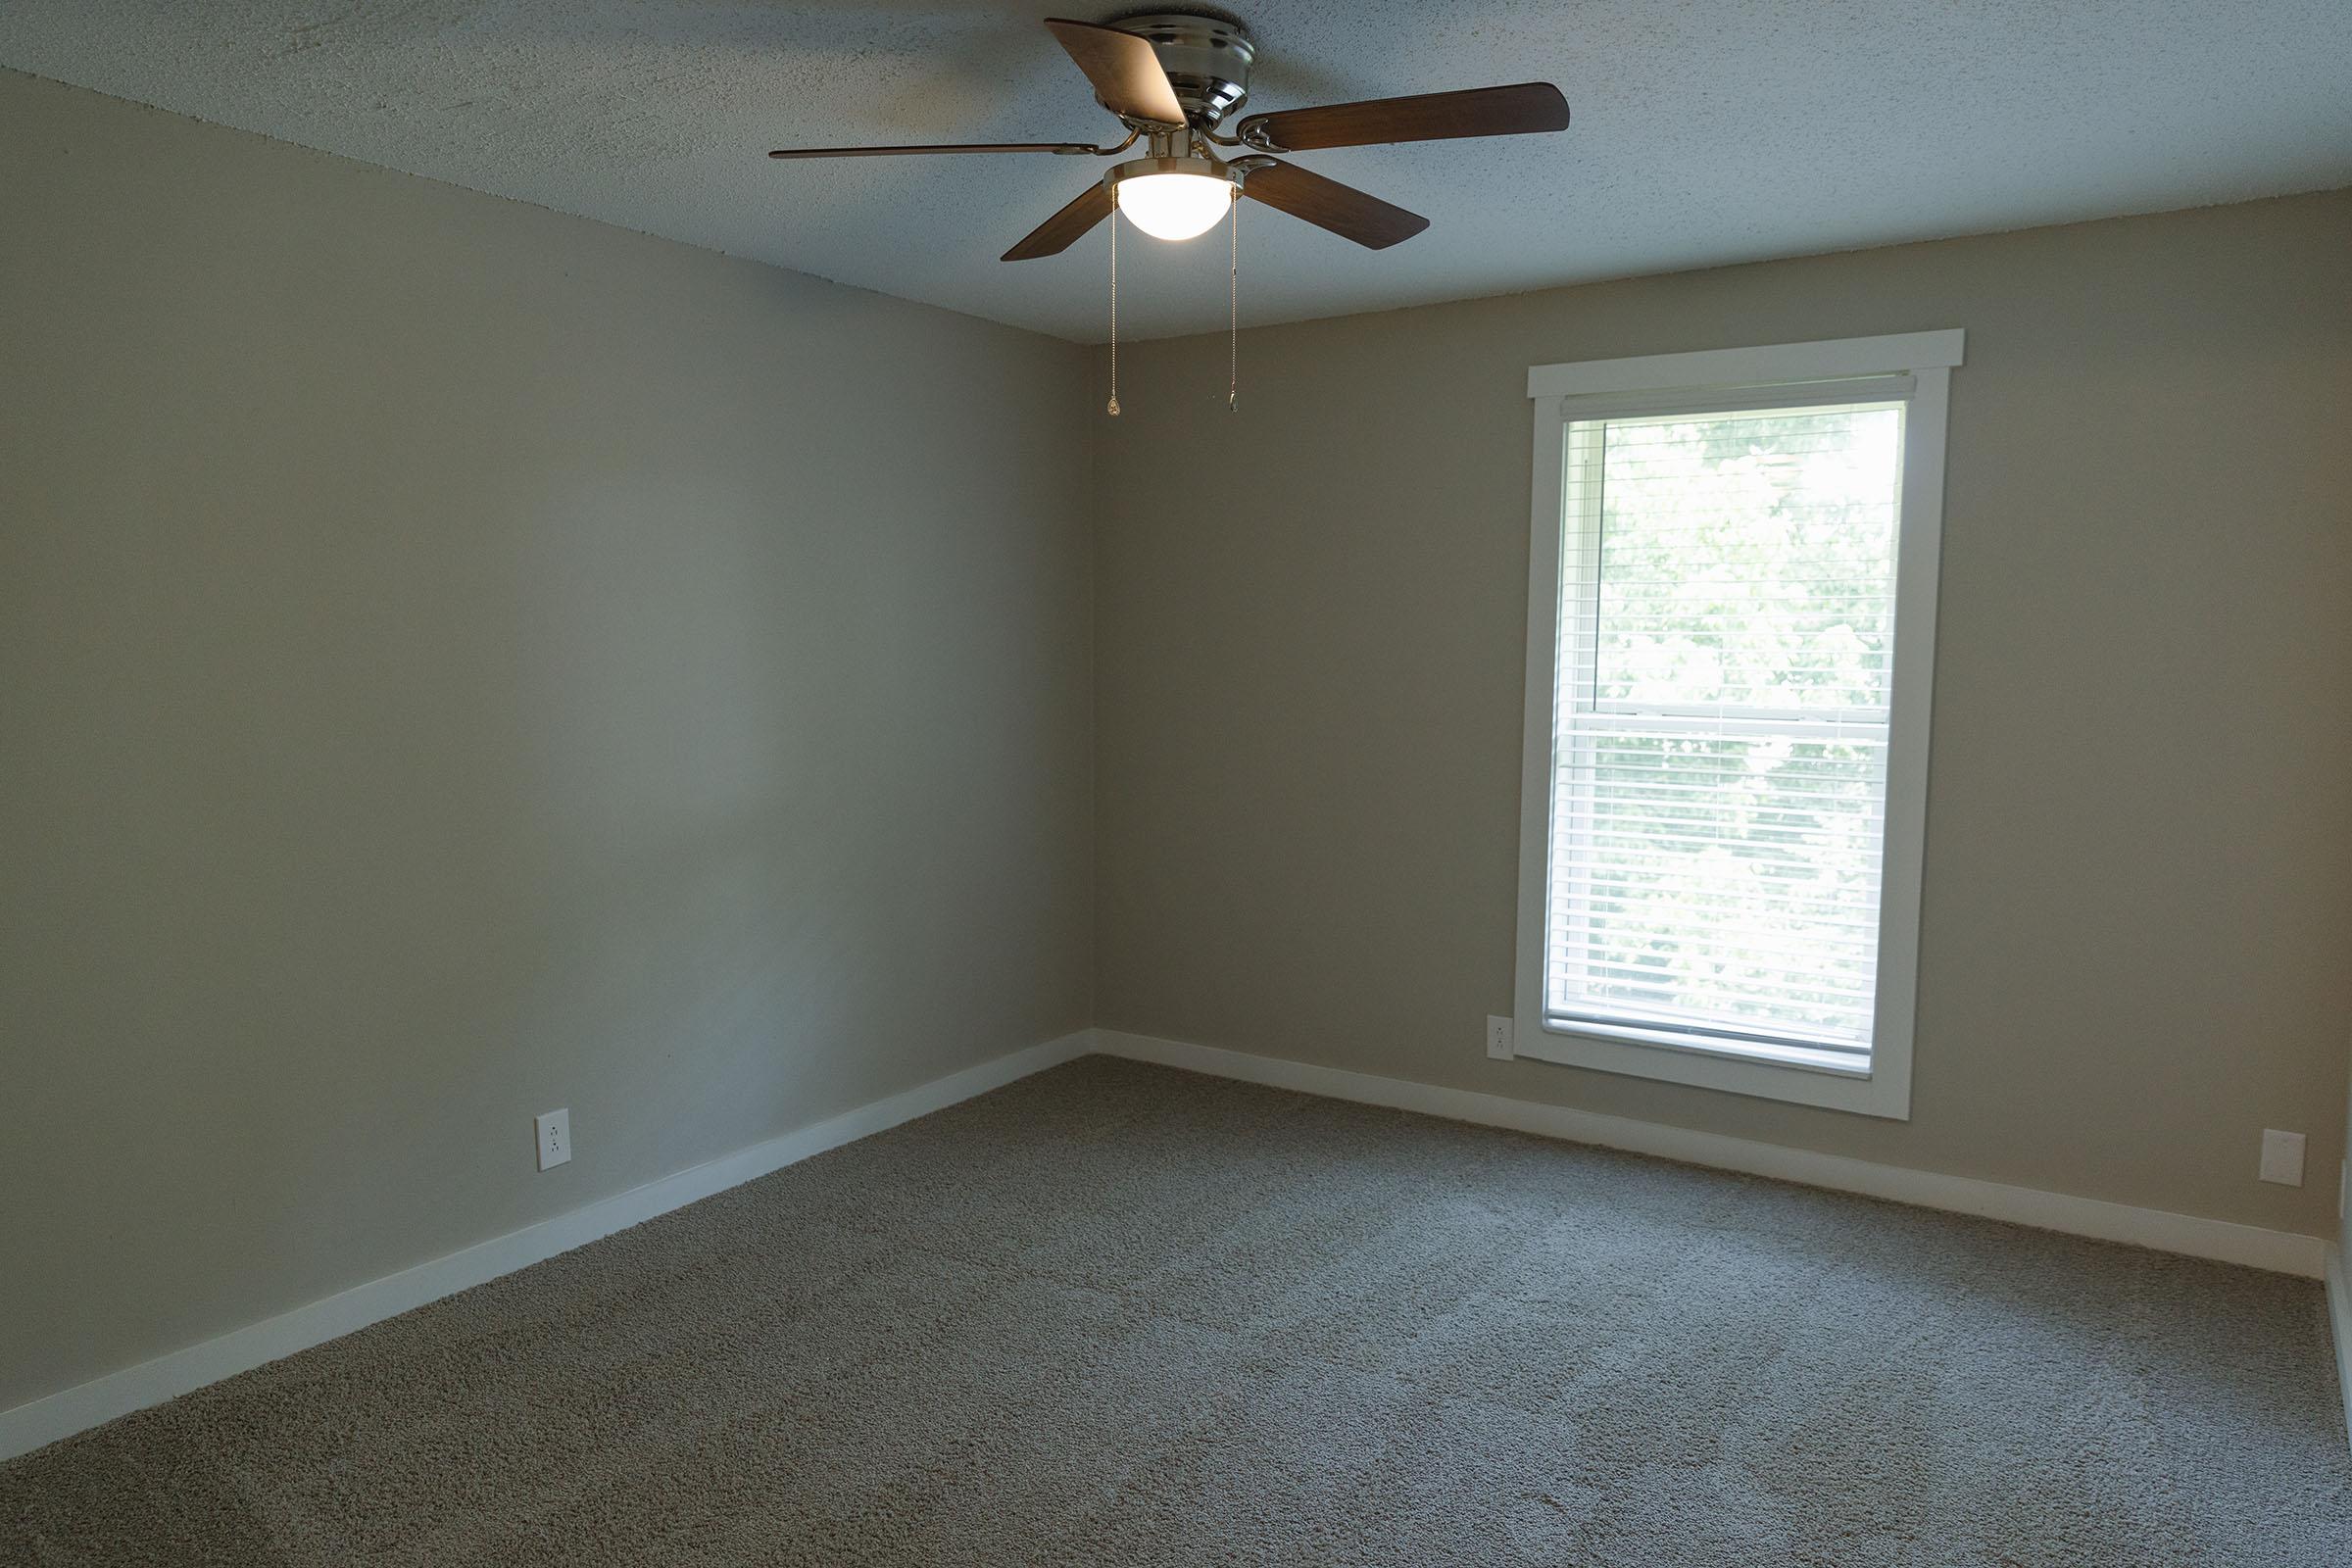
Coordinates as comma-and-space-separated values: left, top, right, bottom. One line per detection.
1544, 400, 1904, 1069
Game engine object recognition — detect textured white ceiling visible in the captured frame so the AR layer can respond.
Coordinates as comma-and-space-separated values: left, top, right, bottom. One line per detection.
5, 2, 2349, 342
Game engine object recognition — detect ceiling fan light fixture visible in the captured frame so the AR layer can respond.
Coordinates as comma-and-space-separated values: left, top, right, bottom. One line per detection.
773, 17, 1572, 271
1108, 157, 1234, 241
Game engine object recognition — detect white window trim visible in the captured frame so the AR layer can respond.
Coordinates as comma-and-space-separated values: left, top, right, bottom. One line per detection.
1513, 330, 1962, 1119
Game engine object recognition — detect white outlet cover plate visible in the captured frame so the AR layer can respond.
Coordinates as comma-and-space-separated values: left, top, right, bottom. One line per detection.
536, 1108, 571, 1171
1486, 1015, 1516, 1060
2258, 1128, 2305, 1187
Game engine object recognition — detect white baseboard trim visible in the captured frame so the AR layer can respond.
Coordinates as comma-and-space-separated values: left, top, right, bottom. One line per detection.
2327, 1245, 2352, 1446
0, 1029, 1094, 1464
1092, 1029, 2329, 1280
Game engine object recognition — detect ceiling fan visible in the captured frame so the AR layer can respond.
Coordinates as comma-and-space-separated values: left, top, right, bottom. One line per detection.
766, 12, 1571, 261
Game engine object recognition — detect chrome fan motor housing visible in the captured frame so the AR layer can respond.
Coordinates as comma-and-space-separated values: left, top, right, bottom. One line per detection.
1111, 12, 1257, 127
1104, 153, 1237, 194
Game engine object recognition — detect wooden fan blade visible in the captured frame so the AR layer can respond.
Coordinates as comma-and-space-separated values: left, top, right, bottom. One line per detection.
769, 141, 1097, 159
1236, 83, 1569, 153
1044, 18, 1187, 127
1003, 179, 1115, 261
1240, 161, 1428, 250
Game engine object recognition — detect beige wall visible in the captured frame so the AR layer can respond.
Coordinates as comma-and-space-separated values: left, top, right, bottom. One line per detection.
6, 63, 2348, 1429
0, 71, 1093, 1411
1095, 189, 2352, 1239
2341, 1031, 2352, 1260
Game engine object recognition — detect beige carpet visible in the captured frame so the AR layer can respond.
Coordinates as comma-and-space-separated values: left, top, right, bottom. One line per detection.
5, 1055, 2348, 1565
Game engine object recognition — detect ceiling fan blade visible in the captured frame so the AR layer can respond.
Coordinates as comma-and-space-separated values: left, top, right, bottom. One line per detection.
1043, 18, 1187, 127
1240, 161, 1428, 250
1236, 83, 1569, 153
1003, 179, 1115, 262
769, 141, 1098, 159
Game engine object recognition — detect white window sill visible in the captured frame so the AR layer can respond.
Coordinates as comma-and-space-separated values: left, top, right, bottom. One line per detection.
1516, 1019, 1911, 1119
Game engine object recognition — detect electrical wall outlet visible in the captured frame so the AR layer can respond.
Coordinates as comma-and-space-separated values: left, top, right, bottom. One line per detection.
2257, 1128, 2304, 1187
535, 1108, 572, 1171
1486, 1015, 1515, 1060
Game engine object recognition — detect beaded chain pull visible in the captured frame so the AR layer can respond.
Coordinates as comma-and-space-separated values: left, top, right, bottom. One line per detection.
1105, 183, 1120, 416
1228, 186, 1240, 414
1102, 176, 1245, 416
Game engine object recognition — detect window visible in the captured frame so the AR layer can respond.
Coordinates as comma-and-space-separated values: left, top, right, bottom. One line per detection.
1514, 333, 1960, 1118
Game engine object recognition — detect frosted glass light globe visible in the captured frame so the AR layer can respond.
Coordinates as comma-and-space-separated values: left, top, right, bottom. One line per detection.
1116, 172, 1233, 241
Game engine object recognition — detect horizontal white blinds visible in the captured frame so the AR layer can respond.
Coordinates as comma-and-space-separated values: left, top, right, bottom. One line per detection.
1545, 401, 1904, 1055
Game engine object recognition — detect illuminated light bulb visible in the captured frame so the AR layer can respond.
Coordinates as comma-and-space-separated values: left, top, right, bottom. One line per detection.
1114, 169, 1233, 241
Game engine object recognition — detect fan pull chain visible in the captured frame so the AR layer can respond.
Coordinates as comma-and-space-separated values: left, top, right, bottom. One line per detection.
1228, 187, 1240, 413
1105, 183, 1120, 417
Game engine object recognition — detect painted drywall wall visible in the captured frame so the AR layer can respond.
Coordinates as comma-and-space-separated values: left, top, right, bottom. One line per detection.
1093, 189, 2352, 1239
0, 70, 1093, 1413
2342, 1028, 2352, 1259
